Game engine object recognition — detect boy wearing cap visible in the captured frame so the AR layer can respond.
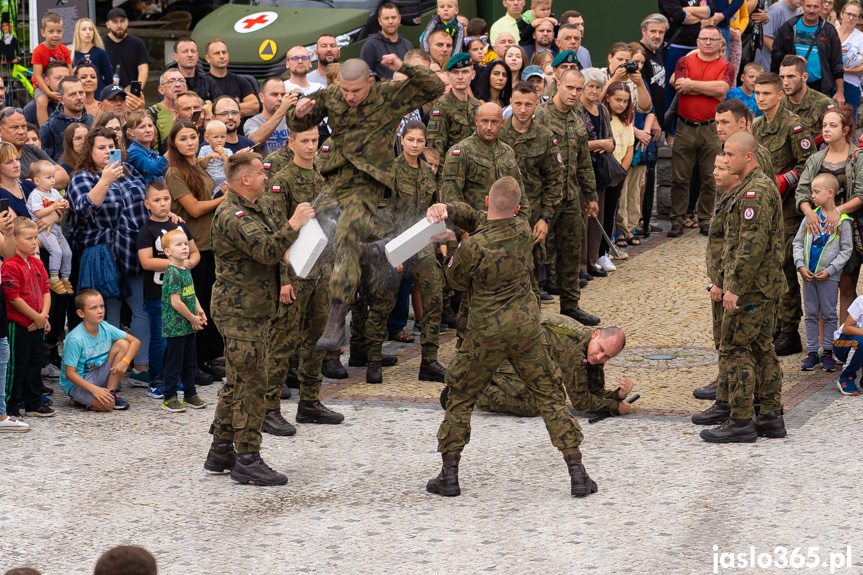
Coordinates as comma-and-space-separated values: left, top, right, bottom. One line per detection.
427, 52, 481, 157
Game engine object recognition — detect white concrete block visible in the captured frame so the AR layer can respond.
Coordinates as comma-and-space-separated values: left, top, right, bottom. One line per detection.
288, 217, 328, 278
385, 217, 446, 267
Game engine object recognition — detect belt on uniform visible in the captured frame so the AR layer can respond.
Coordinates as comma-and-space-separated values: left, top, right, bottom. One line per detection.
678, 117, 716, 127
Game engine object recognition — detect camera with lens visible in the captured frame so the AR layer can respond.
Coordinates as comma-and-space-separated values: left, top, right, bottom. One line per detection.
623, 60, 639, 74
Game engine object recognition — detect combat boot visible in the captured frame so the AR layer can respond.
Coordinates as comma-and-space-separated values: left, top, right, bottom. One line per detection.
691, 400, 730, 425
426, 453, 461, 496
348, 350, 397, 367
316, 298, 350, 351
753, 410, 787, 438
774, 330, 802, 356
280, 383, 292, 400
296, 400, 345, 424
285, 365, 300, 389
693, 379, 717, 400
366, 360, 383, 383
230, 452, 288, 486
700, 418, 757, 443
321, 359, 348, 379
564, 452, 598, 497
560, 307, 600, 326
545, 275, 559, 295
262, 409, 297, 436
418, 359, 446, 382
441, 306, 458, 328
204, 438, 237, 473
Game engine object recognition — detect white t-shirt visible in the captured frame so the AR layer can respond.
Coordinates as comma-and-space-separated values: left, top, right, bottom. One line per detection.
284, 79, 325, 96
842, 28, 863, 88
26, 187, 63, 222
836, 294, 863, 340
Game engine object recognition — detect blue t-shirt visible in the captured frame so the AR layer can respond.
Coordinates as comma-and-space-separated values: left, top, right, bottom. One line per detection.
795, 21, 822, 81
726, 88, 763, 118
60, 321, 128, 394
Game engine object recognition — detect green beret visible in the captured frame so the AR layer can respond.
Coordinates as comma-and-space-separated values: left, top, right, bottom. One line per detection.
446, 52, 473, 71
552, 50, 577, 68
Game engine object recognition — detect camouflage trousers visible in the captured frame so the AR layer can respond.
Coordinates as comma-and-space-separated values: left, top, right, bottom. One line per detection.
779, 228, 803, 332
527, 216, 545, 305
712, 300, 730, 402
476, 361, 540, 417
406, 255, 443, 361
551, 199, 584, 311
719, 293, 783, 419
564, 363, 621, 415
266, 299, 297, 410
209, 319, 268, 454
438, 324, 583, 456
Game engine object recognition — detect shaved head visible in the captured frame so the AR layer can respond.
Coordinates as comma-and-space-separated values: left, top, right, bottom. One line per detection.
726, 131, 758, 155
488, 176, 521, 214
475, 102, 504, 144
477, 102, 503, 118
339, 58, 370, 82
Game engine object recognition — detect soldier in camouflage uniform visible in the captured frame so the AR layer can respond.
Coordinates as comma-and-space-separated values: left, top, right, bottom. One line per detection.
752, 72, 814, 357
426, 53, 480, 159
264, 127, 345, 427
778, 55, 838, 148
534, 68, 601, 327
286, 55, 445, 351
203, 152, 315, 487
262, 144, 294, 179
701, 133, 787, 443
541, 49, 581, 100
472, 314, 633, 418
424, 177, 597, 498
499, 81, 563, 303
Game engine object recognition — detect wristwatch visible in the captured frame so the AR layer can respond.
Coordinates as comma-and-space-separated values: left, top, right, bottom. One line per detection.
540, 215, 552, 223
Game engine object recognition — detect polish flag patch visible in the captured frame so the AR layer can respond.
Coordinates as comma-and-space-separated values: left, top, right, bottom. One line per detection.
452, 149, 461, 155
235, 211, 245, 217
322, 145, 330, 151
793, 126, 803, 133
272, 185, 281, 192
432, 110, 441, 116
552, 138, 558, 146
746, 191, 756, 198
263, 162, 271, 168
827, 104, 835, 110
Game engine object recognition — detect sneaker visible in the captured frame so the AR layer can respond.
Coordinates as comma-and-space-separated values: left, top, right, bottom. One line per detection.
25, 405, 56, 417
801, 351, 820, 371
0, 416, 30, 432
41, 363, 61, 379
822, 351, 836, 372
183, 395, 208, 409
42, 384, 54, 395
49, 279, 68, 294
110, 391, 129, 410
40, 394, 52, 407
129, 369, 149, 387
160, 397, 186, 412
61, 279, 74, 292
147, 385, 164, 399
596, 254, 617, 272
837, 375, 860, 396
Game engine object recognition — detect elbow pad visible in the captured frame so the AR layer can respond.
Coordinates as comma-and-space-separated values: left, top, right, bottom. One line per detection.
776, 170, 799, 195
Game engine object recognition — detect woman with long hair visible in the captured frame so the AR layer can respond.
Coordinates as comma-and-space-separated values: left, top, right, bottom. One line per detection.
74, 61, 100, 118
92, 111, 125, 152
165, 120, 225, 381
601, 42, 652, 116
502, 45, 528, 89
473, 60, 512, 108
71, 18, 112, 92
126, 110, 167, 184
58, 123, 89, 177
0, 142, 34, 218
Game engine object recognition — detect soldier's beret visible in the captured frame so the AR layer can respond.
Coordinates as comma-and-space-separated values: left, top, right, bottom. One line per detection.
552, 50, 577, 68
445, 52, 473, 71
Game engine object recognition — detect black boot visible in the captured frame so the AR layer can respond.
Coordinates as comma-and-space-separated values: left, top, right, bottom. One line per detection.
753, 410, 787, 438
441, 306, 459, 328
426, 453, 461, 496
366, 360, 383, 384
280, 383, 292, 400
262, 409, 297, 436
321, 359, 348, 379
691, 400, 730, 425
204, 438, 237, 473
693, 380, 718, 400
774, 330, 802, 356
195, 369, 214, 387
348, 351, 397, 367
230, 452, 288, 486
418, 359, 446, 382
545, 275, 559, 295
316, 298, 350, 351
700, 418, 757, 443
285, 365, 300, 389
439, 386, 449, 410
579, 272, 593, 282
579, 277, 588, 289
564, 452, 598, 497
560, 307, 600, 326
296, 400, 345, 424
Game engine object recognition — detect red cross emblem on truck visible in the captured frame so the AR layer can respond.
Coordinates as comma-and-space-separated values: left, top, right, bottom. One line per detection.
233, 11, 279, 33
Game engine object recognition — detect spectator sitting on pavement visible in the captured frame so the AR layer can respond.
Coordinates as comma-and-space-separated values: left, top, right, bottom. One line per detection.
93, 545, 157, 575
833, 289, 863, 396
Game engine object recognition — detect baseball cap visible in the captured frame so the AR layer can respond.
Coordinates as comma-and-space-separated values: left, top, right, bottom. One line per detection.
521, 65, 545, 81
106, 8, 128, 21
100, 85, 127, 100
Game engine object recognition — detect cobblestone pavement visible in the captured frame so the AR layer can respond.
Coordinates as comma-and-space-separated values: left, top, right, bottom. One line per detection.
3, 226, 861, 575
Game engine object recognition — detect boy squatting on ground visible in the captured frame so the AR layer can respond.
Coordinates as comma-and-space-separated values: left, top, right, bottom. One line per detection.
198, 120, 232, 197
792, 173, 853, 374
61, 289, 139, 411
26, 160, 72, 295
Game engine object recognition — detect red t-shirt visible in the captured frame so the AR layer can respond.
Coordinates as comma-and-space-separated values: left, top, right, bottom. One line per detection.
1, 254, 49, 327
31, 43, 72, 69
675, 53, 735, 122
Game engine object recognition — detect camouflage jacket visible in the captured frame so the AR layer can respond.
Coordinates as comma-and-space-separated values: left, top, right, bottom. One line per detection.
706, 189, 737, 289
534, 99, 597, 203
752, 107, 814, 228
499, 117, 564, 223
262, 144, 294, 178
445, 202, 539, 334
265, 160, 328, 284
781, 89, 837, 146
211, 189, 299, 327
720, 167, 787, 299
756, 143, 775, 179
426, 90, 480, 157
392, 155, 439, 259
285, 63, 444, 189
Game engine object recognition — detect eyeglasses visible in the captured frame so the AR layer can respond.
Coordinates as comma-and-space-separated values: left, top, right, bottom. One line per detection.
698, 37, 721, 42
214, 110, 240, 117
290, 55, 310, 61
161, 78, 187, 86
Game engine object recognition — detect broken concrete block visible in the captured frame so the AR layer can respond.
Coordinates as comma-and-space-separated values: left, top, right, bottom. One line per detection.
385, 217, 446, 267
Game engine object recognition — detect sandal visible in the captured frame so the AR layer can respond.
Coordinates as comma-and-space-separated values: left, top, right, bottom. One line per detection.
613, 231, 628, 248
627, 231, 641, 246
390, 331, 415, 343
685, 214, 699, 229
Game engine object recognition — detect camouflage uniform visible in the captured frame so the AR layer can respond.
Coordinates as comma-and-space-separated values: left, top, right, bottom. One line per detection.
752, 109, 814, 332
476, 314, 622, 416
262, 145, 294, 178
285, 63, 444, 307
719, 167, 786, 419
706, 189, 736, 403
426, 90, 480, 158
264, 161, 332, 404
209, 189, 300, 454
534, 98, 598, 312
437, 202, 583, 457
498, 117, 564, 301
781, 89, 837, 148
